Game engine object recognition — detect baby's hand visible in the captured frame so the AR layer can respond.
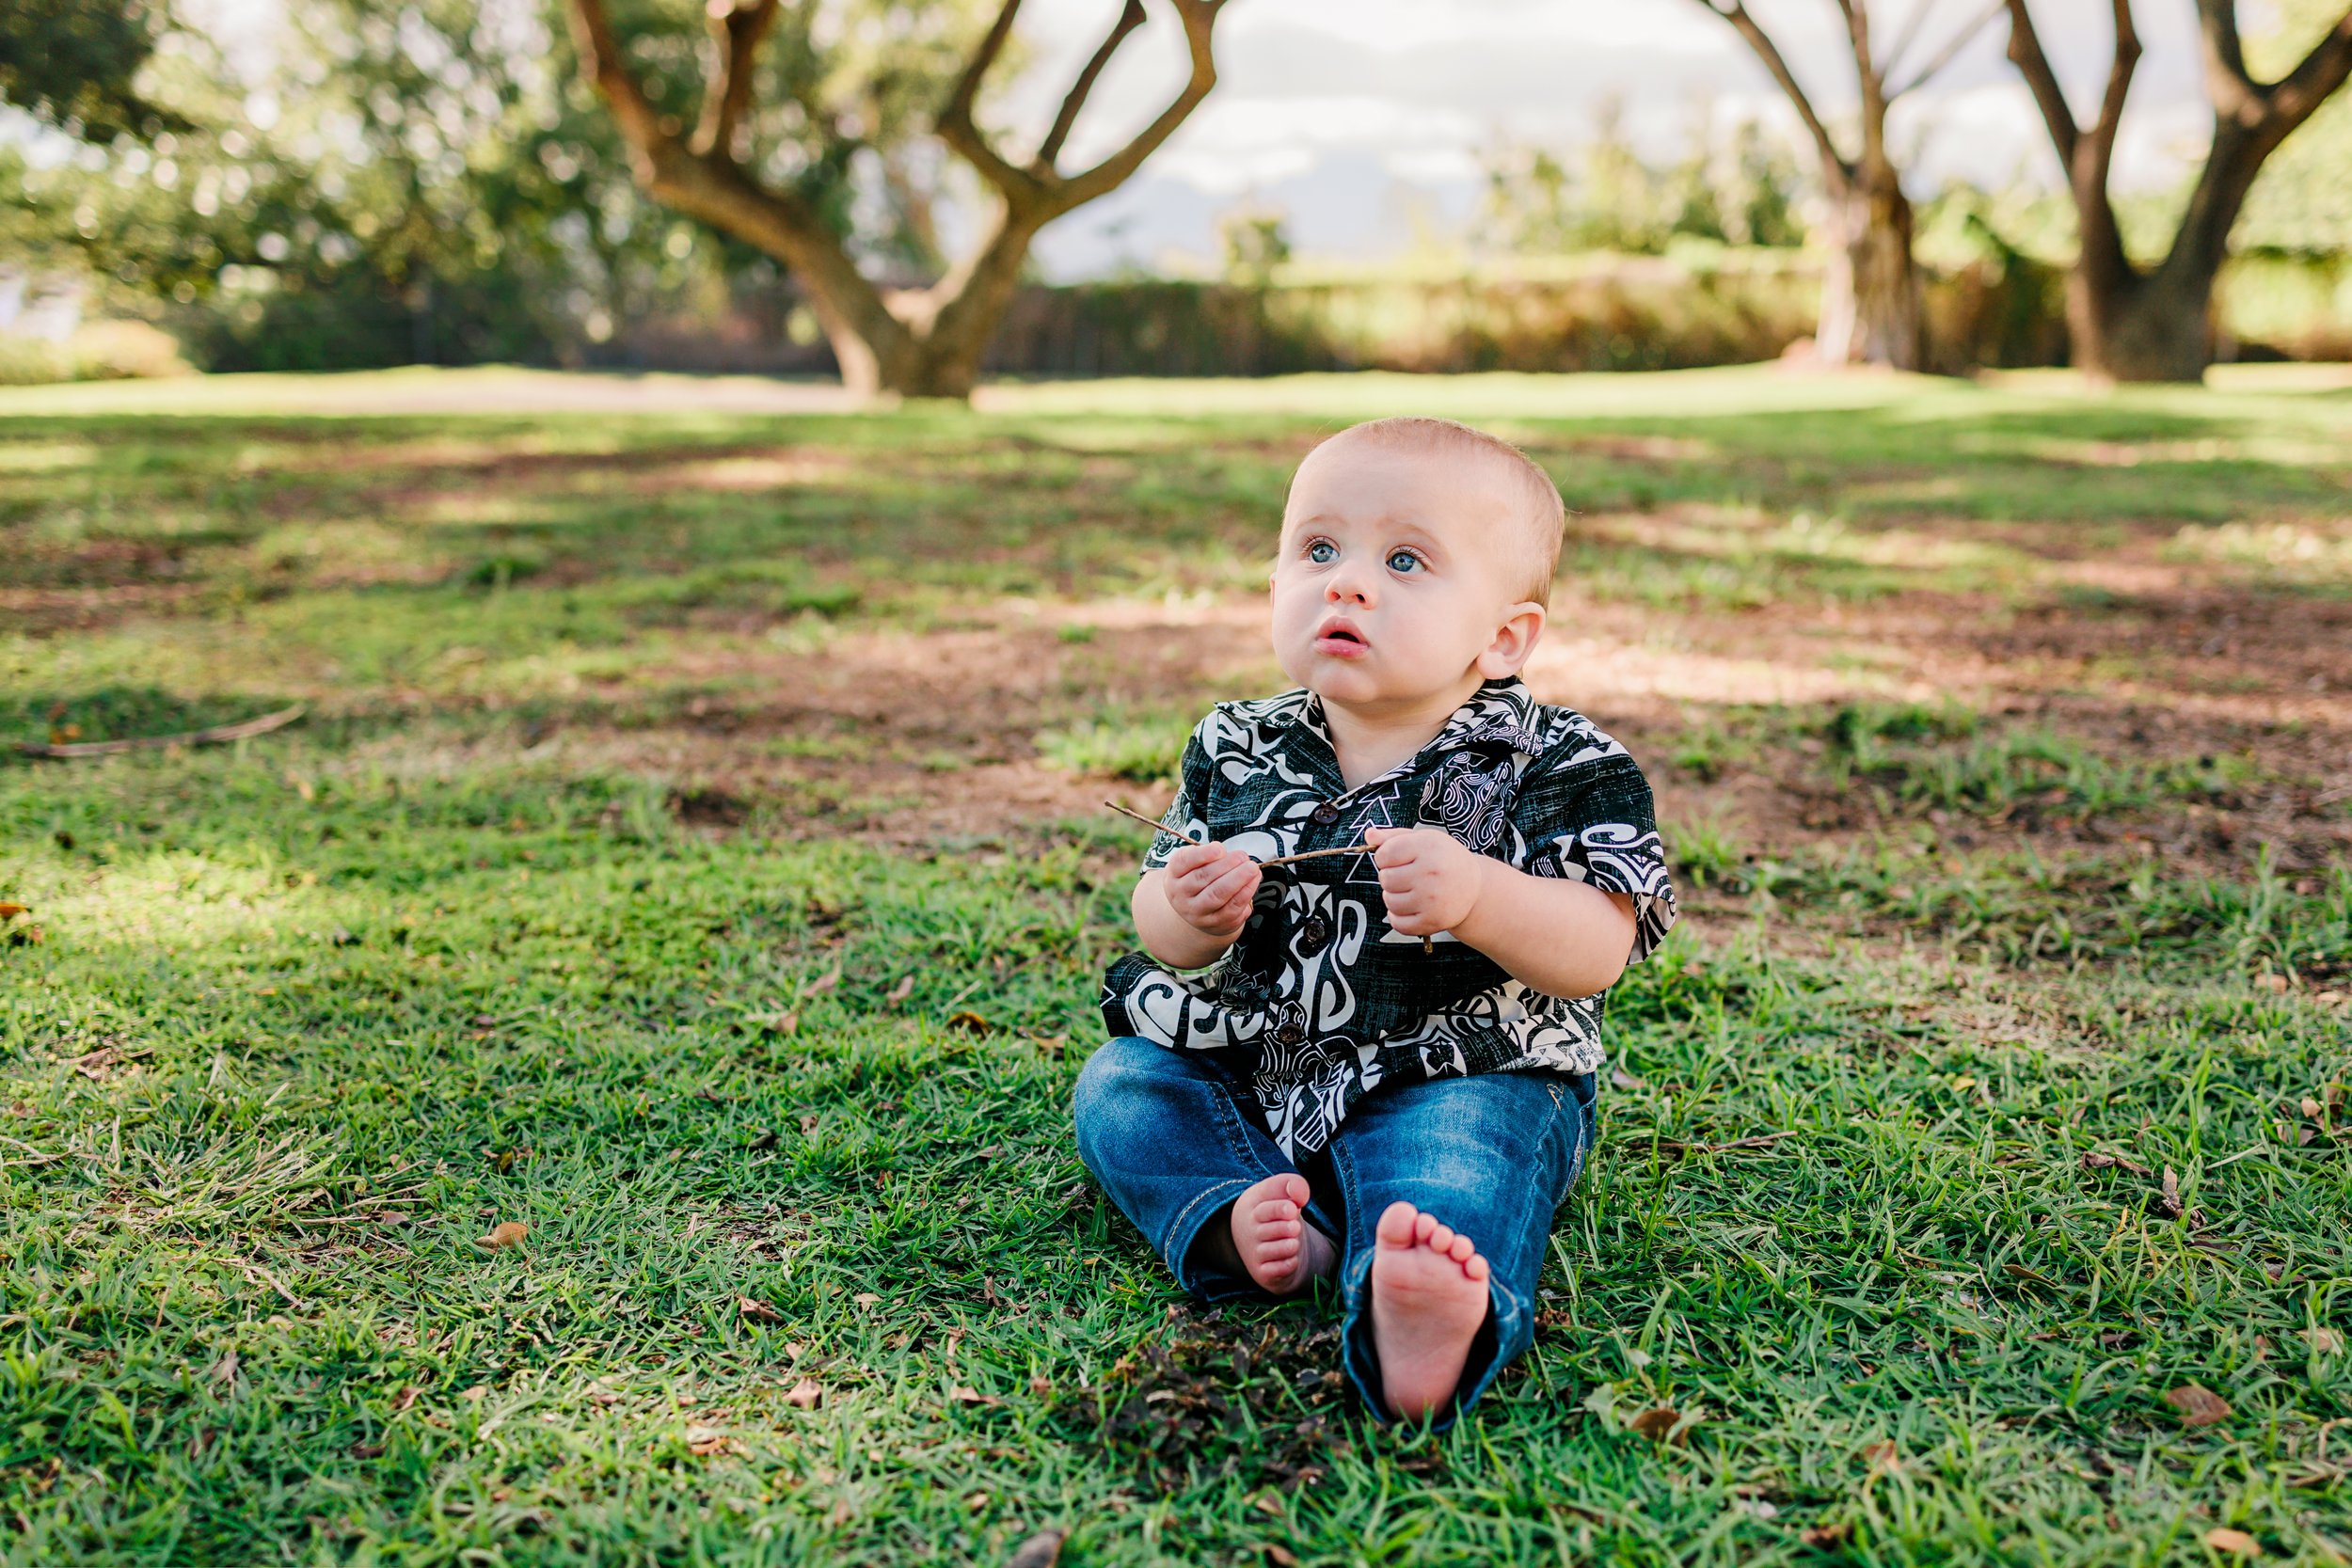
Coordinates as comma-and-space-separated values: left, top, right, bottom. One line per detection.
1365, 826, 1490, 938
1162, 840, 1263, 943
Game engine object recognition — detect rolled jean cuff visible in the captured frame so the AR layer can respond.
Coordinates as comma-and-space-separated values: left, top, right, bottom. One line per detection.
1339, 1250, 1533, 1430
1160, 1176, 1265, 1302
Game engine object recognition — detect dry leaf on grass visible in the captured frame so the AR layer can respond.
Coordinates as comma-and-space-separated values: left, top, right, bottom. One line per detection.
476, 1221, 528, 1250
0, 903, 26, 920
885, 974, 915, 1004
805, 963, 842, 996
2202, 1528, 2262, 1557
1629, 1405, 1684, 1443
206, 1350, 239, 1386
2164, 1384, 2233, 1425
2081, 1150, 2153, 1178
739, 1296, 784, 1324
946, 1010, 993, 1035
2305, 1327, 2344, 1354
1262, 1547, 1300, 1568
389, 1386, 419, 1413
2156, 1167, 2185, 1221
460, 1384, 490, 1402
748, 1129, 778, 1151
853, 1291, 881, 1307
756, 1011, 800, 1037
686, 1426, 733, 1456
782, 1376, 823, 1409
1801, 1521, 1853, 1547
1007, 1528, 1066, 1568
800, 1114, 820, 1135
1859, 1440, 1900, 1472
947, 1385, 1003, 1407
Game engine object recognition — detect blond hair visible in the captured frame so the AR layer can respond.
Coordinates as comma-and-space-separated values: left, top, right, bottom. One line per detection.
1295, 417, 1565, 604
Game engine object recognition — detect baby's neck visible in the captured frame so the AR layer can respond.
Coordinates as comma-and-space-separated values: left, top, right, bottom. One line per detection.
1321, 676, 1486, 792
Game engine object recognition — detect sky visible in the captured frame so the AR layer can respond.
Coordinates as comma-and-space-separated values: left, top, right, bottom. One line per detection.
994, 0, 2222, 277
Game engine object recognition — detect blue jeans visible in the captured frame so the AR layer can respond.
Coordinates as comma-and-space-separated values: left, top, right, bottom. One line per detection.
1072, 1037, 1597, 1427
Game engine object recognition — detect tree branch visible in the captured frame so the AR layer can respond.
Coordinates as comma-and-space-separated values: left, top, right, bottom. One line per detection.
2163, 2, 2352, 282
1879, 0, 1942, 90
935, 0, 1041, 201
2194, 0, 2256, 112
1887, 0, 2005, 101
2004, 0, 2134, 289
692, 0, 782, 161
2086, 0, 2141, 193
1695, 0, 1852, 183
564, 0, 669, 158
2257, 3, 2352, 131
563, 0, 906, 377
1845, 0, 1889, 166
1057, 0, 1227, 208
1037, 0, 1147, 171
2003, 0, 2077, 168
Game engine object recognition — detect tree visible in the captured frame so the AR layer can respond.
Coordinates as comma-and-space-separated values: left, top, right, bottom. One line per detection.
1690, 0, 2005, 369
564, 0, 1233, 398
2006, 1, 2352, 382
0, 0, 183, 142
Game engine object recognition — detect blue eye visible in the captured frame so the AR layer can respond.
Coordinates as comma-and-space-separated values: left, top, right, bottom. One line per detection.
1388, 549, 1422, 574
1306, 540, 1337, 564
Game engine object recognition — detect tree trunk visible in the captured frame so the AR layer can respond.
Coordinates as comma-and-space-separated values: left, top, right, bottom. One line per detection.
852, 206, 1046, 398
1813, 160, 1923, 370
2065, 259, 2218, 384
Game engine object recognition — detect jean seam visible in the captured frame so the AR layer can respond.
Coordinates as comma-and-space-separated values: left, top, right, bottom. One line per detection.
1163, 1176, 1255, 1286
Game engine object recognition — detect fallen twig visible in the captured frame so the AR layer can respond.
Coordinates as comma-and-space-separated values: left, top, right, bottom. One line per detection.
1650, 1130, 1803, 1158
19, 704, 307, 759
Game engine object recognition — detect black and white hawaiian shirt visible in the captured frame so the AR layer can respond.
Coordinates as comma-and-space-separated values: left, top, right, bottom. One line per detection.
1100, 676, 1677, 1158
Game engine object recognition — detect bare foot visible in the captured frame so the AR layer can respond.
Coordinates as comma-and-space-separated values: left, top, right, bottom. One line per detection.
1368, 1200, 1491, 1420
1229, 1173, 1337, 1295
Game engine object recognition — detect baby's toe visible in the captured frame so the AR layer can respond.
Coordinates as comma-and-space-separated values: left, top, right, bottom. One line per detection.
1375, 1201, 1421, 1248
1425, 1221, 1456, 1254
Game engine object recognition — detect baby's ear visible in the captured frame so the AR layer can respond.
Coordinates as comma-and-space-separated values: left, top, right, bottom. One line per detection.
1477, 601, 1547, 677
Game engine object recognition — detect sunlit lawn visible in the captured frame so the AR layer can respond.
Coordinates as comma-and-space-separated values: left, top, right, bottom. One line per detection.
3, 365, 2349, 1565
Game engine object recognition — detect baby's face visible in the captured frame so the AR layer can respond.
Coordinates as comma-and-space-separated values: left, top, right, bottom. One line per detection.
1269, 440, 1539, 713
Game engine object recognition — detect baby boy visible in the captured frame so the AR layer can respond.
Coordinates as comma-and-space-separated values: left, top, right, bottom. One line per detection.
1073, 416, 1677, 1425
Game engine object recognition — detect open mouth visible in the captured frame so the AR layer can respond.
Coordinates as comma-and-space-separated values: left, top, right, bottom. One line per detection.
1312, 617, 1369, 657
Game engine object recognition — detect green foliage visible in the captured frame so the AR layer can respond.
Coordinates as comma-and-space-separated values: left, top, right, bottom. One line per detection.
1479, 98, 1807, 259
0, 0, 183, 141
1037, 717, 1190, 784
10, 0, 995, 372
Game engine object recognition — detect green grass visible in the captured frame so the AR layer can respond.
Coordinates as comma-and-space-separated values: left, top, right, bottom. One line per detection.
4, 366, 2350, 1565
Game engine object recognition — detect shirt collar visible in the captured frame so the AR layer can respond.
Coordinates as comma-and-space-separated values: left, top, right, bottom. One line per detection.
1270, 677, 1545, 767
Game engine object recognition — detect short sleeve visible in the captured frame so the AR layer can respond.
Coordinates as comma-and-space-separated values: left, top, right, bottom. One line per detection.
1511, 750, 1678, 963
1137, 720, 1216, 874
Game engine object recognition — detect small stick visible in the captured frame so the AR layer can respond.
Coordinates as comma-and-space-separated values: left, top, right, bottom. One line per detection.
1102, 800, 1197, 842
1257, 843, 1370, 869
1100, 802, 1433, 951
19, 703, 307, 759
